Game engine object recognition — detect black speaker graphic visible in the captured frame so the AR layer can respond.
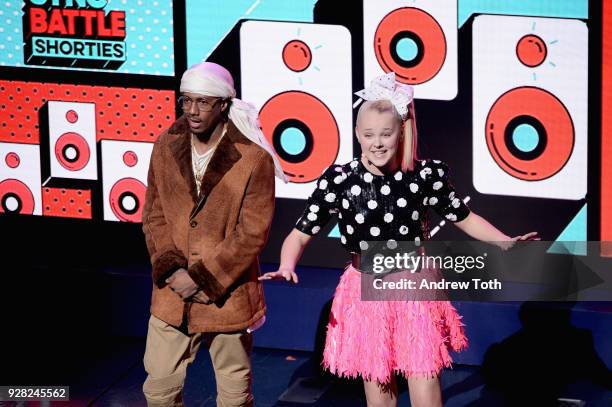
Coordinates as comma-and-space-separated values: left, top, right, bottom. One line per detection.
240, 20, 353, 199
473, 15, 587, 199
101, 140, 153, 222
0, 143, 42, 215
363, 0, 458, 100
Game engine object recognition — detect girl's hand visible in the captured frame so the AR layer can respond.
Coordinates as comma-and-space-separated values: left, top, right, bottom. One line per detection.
499, 231, 540, 251
258, 268, 299, 283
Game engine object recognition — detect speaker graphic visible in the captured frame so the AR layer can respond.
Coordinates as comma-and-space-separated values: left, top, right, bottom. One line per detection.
0, 143, 42, 215
363, 0, 458, 100
240, 20, 353, 200
101, 140, 153, 222
473, 16, 588, 200
45, 101, 98, 182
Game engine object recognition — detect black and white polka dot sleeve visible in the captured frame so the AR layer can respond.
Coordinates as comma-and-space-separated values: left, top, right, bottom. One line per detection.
420, 159, 470, 223
295, 165, 341, 236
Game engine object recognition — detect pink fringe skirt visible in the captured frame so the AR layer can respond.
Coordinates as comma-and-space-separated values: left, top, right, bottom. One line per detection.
322, 265, 468, 384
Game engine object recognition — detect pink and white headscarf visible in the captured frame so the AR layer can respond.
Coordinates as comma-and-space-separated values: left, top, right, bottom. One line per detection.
180, 62, 288, 183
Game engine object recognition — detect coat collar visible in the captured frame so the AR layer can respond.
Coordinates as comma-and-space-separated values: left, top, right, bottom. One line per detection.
168, 115, 246, 207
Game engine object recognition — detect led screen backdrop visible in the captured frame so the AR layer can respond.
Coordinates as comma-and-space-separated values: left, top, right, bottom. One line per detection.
184, 0, 597, 265
1, 0, 609, 266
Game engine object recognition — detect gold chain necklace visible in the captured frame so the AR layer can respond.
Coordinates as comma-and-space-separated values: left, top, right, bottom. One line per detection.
191, 123, 227, 188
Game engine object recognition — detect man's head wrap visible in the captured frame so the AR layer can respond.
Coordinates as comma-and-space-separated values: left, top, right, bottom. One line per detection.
180, 62, 288, 182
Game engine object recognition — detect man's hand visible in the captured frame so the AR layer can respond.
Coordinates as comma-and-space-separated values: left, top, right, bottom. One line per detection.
192, 290, 212, 304
166, 268, 199, 299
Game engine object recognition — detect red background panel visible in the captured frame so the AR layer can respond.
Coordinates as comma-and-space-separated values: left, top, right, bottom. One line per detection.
42, 187, 92, 219
600, 1, 612, 257
0, 81, 175, 144
603, 1, 612, 257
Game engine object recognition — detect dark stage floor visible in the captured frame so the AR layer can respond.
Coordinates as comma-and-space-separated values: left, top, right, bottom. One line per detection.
37, 338, 610, 406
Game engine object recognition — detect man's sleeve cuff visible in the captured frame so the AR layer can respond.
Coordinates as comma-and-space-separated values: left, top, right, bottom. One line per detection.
152, 249, 188, 288
187, 260, 225, 302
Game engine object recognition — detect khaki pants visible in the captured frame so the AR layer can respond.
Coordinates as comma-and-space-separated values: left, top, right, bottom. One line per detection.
143, 315, 254, 407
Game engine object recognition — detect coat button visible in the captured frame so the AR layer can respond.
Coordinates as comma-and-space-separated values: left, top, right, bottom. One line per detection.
190, 220, 198, 228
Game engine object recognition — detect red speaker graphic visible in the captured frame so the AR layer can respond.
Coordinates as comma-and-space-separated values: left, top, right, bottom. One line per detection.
240, 20, 353, 200
363, 0, 458, 100
473, 15, 588, 200
101, 140, 153, 222
45, 101, 98, 181
0, 143, 42, 215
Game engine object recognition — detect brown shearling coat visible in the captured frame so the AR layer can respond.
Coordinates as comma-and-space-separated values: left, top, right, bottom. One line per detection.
142, 115, 275, 333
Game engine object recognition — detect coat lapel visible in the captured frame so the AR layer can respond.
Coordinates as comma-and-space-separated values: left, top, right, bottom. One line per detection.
167, 117, 246, 205
168, 116, 245, 219
168, 116, 198, 203
199, 121, 243, 198
189, 121, 243, 218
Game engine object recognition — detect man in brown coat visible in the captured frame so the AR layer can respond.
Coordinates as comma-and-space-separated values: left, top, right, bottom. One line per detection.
141, 62, 285, 406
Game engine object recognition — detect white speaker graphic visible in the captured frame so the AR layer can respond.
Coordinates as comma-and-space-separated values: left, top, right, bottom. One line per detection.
0, 143, 42, 215
240, 20, 353, 200
363, 0, 458, 100
46, 101, 98, 181
473, 15, 588, 200
101, 140, 153, 222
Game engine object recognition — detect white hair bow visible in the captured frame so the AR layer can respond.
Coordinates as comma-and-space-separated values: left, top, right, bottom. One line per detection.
354, 72, 414, 120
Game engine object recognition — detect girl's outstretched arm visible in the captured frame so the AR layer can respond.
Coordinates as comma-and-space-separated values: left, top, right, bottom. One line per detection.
258, 228, 313, 283
454, 212, 539, 250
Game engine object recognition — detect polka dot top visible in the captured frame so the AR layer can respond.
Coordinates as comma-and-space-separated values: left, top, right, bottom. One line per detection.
295, 158, 471, 253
